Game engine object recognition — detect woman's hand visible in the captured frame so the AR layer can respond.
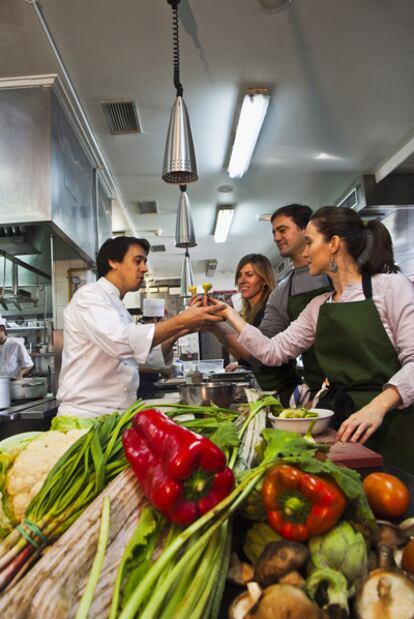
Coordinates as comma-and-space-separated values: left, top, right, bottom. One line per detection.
208, 297, 246, 331
336, 386, 402, 444
336, 406, 386, 444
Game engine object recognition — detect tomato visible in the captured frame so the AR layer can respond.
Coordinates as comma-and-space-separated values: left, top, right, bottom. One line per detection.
402, 539, 414, 575
362, 472, 410, 518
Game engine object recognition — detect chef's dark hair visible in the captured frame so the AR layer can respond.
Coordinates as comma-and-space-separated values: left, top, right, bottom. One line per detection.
96, 236, 150, 277
310, 206, 399, 275
270, 204, 312, 229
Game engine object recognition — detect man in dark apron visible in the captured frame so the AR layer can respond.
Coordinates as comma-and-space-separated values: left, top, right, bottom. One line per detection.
221, 204, 331, 403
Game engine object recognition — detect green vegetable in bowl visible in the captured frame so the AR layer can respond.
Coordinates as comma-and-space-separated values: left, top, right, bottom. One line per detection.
277, 408, 319, 419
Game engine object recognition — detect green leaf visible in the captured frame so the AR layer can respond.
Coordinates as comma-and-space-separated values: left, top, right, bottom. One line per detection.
110, 507, 164, 617
259, 428, 325, 464
209, 421, 239, 451
51, 416, 97, 432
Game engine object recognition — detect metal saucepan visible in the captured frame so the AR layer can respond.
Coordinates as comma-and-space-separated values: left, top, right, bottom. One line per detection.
178, 382, 236, 408
10, 377, 48, 401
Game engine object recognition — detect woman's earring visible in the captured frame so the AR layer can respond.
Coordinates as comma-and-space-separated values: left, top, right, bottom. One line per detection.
328, 257, 338, 273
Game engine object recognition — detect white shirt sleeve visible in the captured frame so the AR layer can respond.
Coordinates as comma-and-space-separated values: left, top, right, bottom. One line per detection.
71, 288, 154, 365
381, 274, 414, 407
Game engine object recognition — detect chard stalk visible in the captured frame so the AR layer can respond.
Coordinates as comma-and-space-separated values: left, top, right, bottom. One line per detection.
75, 496, 111, 619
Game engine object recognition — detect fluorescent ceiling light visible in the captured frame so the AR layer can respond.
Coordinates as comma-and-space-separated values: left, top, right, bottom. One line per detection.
214, 206, 235, 243
228, 89, 270, 178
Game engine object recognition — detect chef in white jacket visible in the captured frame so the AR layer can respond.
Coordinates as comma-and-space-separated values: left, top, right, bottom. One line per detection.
0, 318, 33, 379
57, 236, 225, 417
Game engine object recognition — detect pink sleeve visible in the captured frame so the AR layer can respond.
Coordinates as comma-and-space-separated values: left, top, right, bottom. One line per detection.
382, 275, 414, 407
238, 294, 328, 366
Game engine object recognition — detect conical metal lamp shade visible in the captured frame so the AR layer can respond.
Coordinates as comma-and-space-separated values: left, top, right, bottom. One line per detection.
175, 188, 197, 248
162, 96, 198, 184
180, 251, 195, 297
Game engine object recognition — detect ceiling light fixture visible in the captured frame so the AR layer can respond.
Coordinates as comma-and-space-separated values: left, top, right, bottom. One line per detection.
162, 0, 197, 184
214, 205, 235, 243
228, 88, 270, 179
175, 184, 197, 247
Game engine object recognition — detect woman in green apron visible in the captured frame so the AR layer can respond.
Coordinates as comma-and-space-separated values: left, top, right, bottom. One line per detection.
211, 206, 414, 473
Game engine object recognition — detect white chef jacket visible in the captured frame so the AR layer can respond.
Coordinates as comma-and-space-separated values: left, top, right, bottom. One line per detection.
57, 277, 154, 418
0, 337, 33, 378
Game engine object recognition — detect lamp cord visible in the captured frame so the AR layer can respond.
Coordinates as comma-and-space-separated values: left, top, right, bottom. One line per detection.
168, 0, 183, 96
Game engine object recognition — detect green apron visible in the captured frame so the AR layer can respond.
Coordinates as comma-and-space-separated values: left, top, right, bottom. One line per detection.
287, 272, 332, 390
246, 303, 298, 395
314, 274, 414, 474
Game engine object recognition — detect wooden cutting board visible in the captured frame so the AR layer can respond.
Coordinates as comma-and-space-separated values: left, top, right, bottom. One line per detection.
318, 429, 383, 469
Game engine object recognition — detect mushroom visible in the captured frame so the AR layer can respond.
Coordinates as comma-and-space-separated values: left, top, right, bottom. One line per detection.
229, 582, 262, 619
279, 570, 305, 588
254, 540, 309, 587
245, 584, 320, 619
355, 568, 414, 619
374, 521, 409, 547
228, 553, 255, 585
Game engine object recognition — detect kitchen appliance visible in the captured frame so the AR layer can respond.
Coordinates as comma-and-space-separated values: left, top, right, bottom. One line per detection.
179, 382, 236, 408
10, 377, 48, 401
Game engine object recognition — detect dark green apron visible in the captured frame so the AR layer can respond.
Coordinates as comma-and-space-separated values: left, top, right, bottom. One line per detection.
245, 303, 298, 395
314, 274, 414, 474
287, 272, 332, 390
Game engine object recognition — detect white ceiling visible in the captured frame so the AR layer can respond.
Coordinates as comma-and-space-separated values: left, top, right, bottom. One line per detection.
2, 0, 414, 281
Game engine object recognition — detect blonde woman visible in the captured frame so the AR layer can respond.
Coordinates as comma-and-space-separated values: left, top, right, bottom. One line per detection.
225, 254, 285, 389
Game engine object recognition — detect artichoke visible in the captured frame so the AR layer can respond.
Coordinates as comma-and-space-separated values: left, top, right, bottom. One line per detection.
309, 521, 368, 583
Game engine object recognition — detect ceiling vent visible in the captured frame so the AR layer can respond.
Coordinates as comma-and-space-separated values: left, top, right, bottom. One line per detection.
150, 244, 166, 252
133, 200, 158, 215
101, 100, 141, 135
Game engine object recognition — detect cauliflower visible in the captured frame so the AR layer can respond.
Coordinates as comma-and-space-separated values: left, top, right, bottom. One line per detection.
6, 429, 87, 522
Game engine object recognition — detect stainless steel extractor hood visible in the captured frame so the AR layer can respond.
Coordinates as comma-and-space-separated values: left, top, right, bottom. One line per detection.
336, 174, 414, 279
0, 76, 112, 265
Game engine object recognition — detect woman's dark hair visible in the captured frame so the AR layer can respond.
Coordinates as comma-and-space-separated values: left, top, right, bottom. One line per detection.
235, 253, 275, 323
270, 204, 312, 229
310, 206, 399, 275
96, 236, 150, 277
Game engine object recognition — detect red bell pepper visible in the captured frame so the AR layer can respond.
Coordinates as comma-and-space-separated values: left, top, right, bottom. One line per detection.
262, 464, 347, 542
122, 408, 235, 526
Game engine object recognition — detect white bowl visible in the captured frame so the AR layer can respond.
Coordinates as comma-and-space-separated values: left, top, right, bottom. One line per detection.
268, 408, 334, 435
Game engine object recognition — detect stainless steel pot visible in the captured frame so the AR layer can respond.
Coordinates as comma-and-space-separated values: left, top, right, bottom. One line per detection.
178, 382, 236, 408
10, 377, 48, 401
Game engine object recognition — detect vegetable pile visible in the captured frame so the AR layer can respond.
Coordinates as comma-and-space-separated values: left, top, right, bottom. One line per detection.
0, 392, 413, 619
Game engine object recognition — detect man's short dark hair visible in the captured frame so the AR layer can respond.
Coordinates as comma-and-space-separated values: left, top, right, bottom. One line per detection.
96, 236, 150, 277
270, 204, 312, 229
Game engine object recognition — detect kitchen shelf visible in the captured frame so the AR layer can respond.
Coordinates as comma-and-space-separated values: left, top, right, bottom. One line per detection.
7, 326, 46, 331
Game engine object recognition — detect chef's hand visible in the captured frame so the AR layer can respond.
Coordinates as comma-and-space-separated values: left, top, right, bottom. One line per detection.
179, 302, 227, 330
336, 385, 402, 444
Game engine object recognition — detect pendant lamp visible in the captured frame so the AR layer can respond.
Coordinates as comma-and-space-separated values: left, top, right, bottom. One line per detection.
175, 184, 197, 247
180, 248, 195, 297
162, 0, 198, 184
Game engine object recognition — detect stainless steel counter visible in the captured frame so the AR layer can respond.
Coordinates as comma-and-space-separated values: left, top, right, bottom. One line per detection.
0, 396, 59, 439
